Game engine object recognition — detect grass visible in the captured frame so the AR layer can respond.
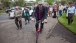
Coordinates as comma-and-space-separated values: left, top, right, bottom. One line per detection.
0, 10, 5, 14
58, 13, 76, 34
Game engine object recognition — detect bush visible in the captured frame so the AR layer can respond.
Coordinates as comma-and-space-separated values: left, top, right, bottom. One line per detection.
0, 10, 5, 13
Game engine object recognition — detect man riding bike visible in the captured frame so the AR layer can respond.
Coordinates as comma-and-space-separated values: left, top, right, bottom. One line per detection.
31, 1, 47, 33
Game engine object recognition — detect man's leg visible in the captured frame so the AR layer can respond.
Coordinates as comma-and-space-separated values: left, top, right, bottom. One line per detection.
35, 22, 39, 32
15, 17, 19, 29
27, 17, 30, 23
19, 20, 22, 29
61, 10, 62, 16
59, 10, 62, 17
68, 18, 70, 25
68, 14, 71, 25
40, 23, 44, 33
71, 14, 74, 24
24, 17, 27, 25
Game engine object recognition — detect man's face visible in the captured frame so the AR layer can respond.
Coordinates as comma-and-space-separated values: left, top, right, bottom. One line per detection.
38, 4, 43, 8
69, 4, 72, 7
16, 8, 18, 10
15, 7, 19, 10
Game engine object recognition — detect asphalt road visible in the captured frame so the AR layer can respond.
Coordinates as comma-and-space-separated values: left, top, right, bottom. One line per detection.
0, 13, 15, 23
0, 14, 76, 43
0, 13, 9, 21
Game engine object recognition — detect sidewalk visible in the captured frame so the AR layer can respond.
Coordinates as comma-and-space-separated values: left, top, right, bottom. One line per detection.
0, 17, 76, 43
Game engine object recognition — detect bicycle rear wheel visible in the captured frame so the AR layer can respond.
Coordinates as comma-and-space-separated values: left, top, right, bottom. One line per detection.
36, 31, 39, 43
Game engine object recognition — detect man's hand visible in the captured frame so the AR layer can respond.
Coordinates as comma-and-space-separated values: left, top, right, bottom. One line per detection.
42, 19, 47, 23
31, 18, 35, 22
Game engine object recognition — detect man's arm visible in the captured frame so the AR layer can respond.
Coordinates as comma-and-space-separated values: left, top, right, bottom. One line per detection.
66, 8, 68, 17
20, 10, 22, 17
43, 6, 47, 20
42, 6, 47, 23
31, 7, 36, 22
32, 7, 36, 18
14, 11, 16, 17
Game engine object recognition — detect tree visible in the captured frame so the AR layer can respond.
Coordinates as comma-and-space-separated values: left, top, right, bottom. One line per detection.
1, 0, 10, 7
45, 0, 54, 5
14, 0, 25, 6
72, 0, 76, 4
61, 1, 66, 5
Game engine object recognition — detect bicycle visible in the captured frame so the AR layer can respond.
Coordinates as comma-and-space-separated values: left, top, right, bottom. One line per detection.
36, 20, 42, 43
36, 20, 47, 43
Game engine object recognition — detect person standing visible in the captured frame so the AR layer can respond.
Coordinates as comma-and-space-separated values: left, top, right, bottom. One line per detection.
59, 4, 64, 17
14, 6, 22, 30
63, 4, 66, 13
53, 5, 58, 18
66, 2, 75, 25
49, 5, 53, 16
22, 7, 30, 25
31, 1, 47, 33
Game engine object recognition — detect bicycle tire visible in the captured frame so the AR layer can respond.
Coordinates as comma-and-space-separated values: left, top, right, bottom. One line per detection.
36, 31, 39, 43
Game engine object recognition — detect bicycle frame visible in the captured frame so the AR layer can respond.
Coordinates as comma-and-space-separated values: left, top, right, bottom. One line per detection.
36, 20, 42, 43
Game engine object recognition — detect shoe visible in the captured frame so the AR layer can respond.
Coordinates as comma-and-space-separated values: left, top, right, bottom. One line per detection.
25, 23, 27, 25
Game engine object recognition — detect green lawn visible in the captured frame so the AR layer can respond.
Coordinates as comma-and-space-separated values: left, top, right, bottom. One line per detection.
0, 10, 5, 14
58, 13, 76, 34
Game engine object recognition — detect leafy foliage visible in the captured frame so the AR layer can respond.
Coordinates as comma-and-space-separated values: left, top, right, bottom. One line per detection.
14, 0, 25, 6
45, 0, 54, 5
1, 0, 10, 7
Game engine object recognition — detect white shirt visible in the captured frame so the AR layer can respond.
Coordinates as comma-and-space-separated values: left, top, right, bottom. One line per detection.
59, 5, 64, 10
63, 5, 66, 9
66, 6, 75, 16
49, 7, 53, 12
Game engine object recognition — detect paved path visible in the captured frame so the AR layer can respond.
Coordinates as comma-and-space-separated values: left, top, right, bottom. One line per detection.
0, 17, 76, 43
0, 13, 9, 21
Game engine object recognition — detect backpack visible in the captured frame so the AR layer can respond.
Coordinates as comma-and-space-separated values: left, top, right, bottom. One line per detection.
24, 13, 30, 17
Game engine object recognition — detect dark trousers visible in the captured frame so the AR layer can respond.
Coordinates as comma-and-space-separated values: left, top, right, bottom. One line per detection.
63, 8, 66, 13
53, 11, 56, 18
35, 20, 44, 32
68, 14, 74, 25
59, 10, 62, 17
24, 16, 30, 23
15, 17, 22, 28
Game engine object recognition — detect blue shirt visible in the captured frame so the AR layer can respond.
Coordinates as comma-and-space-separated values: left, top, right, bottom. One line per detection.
66, 6, 75, 16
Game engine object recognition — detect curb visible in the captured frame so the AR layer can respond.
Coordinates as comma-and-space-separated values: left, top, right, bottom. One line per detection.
57, 17, 76, 35
46, 18, 58, 39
